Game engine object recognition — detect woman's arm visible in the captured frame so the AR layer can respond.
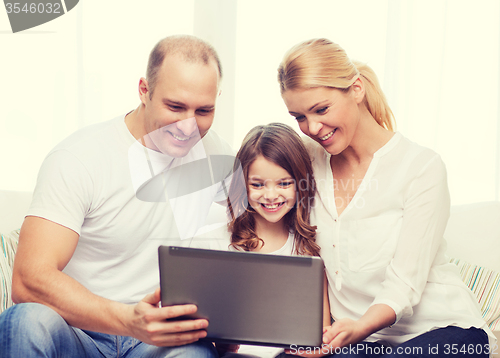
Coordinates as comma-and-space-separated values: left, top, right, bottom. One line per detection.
312, 154, 449, 354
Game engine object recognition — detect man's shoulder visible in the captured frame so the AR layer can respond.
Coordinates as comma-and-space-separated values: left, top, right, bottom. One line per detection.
52, 116, 124, 153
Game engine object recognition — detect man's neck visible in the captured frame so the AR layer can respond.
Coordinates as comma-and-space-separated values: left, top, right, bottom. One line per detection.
124, 105, 145, 141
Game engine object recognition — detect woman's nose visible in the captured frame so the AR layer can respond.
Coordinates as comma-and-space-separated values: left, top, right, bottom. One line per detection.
307, 119, 323, 136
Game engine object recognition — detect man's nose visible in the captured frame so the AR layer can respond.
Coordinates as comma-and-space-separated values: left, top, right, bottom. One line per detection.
176, 116, 198, 137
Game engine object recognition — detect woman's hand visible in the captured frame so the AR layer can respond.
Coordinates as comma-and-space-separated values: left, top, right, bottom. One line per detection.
321, 318, 366, 349
283, 326, 336, 357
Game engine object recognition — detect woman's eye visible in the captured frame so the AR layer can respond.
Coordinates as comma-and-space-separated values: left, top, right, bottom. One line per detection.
317, 106, 329, 114
294, 115, 306, 122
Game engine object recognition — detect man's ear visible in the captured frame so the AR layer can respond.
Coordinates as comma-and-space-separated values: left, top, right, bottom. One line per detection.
139, 77, 150, 104
351, 77, 365, 104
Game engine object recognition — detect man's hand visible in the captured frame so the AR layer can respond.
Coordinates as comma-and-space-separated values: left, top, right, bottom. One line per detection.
126, 288, 210, 347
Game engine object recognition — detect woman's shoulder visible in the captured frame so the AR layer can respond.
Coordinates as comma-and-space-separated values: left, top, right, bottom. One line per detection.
385, 132, 445, 169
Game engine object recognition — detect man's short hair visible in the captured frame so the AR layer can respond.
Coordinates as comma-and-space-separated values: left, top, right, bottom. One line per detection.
146, 35, 222, 99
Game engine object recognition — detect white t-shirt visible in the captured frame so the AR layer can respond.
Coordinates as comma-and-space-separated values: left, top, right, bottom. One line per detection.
27, 114, 234, 304
305, 132, 495, 346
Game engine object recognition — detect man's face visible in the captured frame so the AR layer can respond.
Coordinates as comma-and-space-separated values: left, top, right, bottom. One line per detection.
140, 55, 220, 157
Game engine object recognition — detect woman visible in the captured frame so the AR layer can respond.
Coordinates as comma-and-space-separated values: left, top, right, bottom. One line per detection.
277, 38, 495, 357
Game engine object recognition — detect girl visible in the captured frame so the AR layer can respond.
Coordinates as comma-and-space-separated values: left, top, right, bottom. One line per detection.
277, 38, 495, 357
225, 123, 331, 357
228, 123, 319, 257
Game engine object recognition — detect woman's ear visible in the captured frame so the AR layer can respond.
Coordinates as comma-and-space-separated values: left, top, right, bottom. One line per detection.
351, 77, 365, 104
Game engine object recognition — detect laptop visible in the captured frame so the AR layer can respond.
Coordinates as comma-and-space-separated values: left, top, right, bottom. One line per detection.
158, 245, 324, 348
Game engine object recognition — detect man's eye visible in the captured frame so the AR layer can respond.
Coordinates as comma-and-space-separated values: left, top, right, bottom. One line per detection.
196, 109, 212, 116
169, 105, 183, 111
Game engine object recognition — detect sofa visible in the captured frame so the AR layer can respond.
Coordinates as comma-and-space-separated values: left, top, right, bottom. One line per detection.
1, 190, 499, 355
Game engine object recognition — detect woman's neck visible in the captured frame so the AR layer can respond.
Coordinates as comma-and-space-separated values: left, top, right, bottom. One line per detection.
335, 109, 394, 167
252, 214, 289, 253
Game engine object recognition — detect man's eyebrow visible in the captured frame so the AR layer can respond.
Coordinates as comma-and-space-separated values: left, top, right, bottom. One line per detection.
198, 105, 215, 110
163, 99, 185, 107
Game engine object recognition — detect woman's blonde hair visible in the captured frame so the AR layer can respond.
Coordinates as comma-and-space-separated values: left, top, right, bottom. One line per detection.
278, 38, 395, 131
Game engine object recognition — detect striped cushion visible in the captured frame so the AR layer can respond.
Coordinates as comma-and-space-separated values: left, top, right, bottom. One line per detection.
450, 258, 500, 330
0, 229, 19, 313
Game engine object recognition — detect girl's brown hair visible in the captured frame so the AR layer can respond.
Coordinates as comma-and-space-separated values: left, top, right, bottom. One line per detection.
227, 123, 319, 256
278, 38, 395, 131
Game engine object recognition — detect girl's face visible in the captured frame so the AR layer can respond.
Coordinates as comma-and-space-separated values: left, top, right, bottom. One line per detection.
281, 82, 364, 156
247, 155, 297, 225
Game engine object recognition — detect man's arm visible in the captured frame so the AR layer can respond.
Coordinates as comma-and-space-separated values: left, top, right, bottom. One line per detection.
12, 216, 209, 347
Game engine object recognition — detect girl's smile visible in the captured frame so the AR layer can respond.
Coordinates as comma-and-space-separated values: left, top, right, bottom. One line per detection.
247, 155, 297, 225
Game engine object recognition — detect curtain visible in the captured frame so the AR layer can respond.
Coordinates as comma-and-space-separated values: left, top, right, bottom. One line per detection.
1, 0, 499, 205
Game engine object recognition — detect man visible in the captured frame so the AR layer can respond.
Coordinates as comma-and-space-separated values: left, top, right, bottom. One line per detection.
0, 35, 233, 357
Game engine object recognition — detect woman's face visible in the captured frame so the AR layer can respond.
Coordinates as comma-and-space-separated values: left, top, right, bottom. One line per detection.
282, 82, 364, 156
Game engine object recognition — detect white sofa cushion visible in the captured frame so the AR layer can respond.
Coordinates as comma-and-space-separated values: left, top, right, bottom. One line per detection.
444, 201, 500, 272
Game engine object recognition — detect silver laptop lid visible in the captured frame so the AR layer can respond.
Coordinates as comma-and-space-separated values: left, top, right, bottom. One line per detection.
158, 245, 324, 348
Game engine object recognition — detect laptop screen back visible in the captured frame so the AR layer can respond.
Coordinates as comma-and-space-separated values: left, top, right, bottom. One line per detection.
158, 245, 324, 348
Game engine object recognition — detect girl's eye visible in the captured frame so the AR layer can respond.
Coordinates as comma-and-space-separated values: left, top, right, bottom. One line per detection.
279, 181, 293, 187
250, 183, 263, 188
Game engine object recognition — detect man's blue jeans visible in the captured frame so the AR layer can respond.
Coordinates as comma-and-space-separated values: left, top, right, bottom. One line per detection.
0, 303, 218, 358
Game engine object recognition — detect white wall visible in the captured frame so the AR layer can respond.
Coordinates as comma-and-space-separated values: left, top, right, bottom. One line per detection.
1, 0, 499, 205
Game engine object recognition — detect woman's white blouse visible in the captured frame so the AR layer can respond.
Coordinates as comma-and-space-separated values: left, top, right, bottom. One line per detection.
305, 132, 493, 346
